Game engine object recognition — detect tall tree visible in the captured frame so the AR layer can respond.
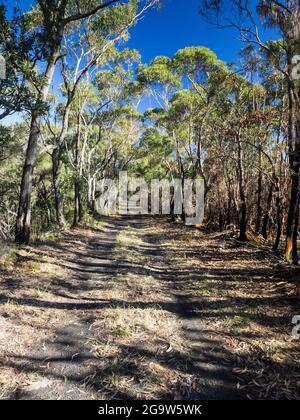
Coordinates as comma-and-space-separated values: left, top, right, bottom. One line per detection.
14, 0, 156, 244
200, 0, 300, 262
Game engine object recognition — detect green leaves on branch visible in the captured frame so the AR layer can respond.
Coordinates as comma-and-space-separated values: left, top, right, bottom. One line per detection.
173, 46, 227, 79
137, 56, 181, 88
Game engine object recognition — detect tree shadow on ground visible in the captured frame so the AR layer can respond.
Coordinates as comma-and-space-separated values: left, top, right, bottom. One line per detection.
0, 216, 299, 400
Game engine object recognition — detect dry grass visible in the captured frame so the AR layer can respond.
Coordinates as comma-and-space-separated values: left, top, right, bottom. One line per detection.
158, 221, 300, 399
84, 224, 191, 399
0, 217, 299, 400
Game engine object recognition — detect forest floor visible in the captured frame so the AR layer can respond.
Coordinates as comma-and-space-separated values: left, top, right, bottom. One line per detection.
0, 216, 299, 400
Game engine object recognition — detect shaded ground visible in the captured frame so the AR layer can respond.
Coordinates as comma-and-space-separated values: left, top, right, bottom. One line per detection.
0, 216, 299, 400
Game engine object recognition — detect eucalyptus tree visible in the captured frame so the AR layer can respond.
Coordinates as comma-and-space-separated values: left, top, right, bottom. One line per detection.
200, 0, 300, 262
131, 127, 173, 181
0, 6, 36, 120
49, 2, 142, 226
82, 64, 142, 211
137, 55, 182, 110
172, 47, 229, 193
0, 124, 28, 240
57, 49, 141, 225
14, 0, 158, 244
136, 55, 184, 216
240, 44, 288, 246
142, 45, 281, 240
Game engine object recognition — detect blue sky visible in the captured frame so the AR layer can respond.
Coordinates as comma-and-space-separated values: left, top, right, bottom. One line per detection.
128, 0, 243, 65
5, 0, 279, 65
3, 0, 279, 123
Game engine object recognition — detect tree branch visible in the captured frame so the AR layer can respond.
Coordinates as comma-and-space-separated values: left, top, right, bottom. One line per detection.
62, 0, 119, 25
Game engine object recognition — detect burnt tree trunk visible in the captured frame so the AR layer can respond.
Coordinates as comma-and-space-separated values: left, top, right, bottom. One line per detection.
255, 146, 263, 233
262, 183, 274, 240
285, 59, 300, 264
236, 134, 247, 241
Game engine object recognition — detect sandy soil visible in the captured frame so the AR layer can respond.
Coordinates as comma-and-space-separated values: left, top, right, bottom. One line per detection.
0, 216, 299, 400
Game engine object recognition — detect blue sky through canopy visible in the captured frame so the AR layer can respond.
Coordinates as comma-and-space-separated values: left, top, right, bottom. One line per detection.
3, 0, 279, 121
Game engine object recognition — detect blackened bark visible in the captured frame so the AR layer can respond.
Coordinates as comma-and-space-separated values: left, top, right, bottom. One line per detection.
285, 70, 300, 263
273, 186, 282, 251
237, 134, 247, 241
255, 147, 263, 234
262, 183, 274, 240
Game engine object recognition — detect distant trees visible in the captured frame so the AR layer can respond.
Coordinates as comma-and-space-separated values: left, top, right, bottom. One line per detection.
48, 3, 142, 227
129, 43, 294, 258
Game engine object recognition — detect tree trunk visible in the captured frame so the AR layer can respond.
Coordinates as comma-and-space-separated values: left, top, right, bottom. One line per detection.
262, 183, 274, 240
73, 111, 84, 227
255, 146, 263, 233
179, 158, 186, 223
285, 171, 300, 262
73, 179, 84, 227
273, 185, 282, 252
284, 3, 300, 263
15, 111, 41, 244
52, 148, 66, 227
15, 47, 60, 244
88, 178, 96, 212
236, 134, 247, 241
285, 64, 300, 263
51, 103, 72, 227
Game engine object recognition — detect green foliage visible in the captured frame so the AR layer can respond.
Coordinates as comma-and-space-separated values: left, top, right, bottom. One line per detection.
0, 124, 28, 238
137, 56, 181, 88
130, 127, 173, 180
93, 1, 138, 37
173, 46, 227, 79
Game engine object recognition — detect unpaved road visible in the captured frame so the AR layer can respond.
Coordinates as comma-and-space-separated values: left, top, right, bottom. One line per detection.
0, 216, 299, 400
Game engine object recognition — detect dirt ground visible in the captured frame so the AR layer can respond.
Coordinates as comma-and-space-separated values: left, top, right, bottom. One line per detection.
0, 216, 299, 400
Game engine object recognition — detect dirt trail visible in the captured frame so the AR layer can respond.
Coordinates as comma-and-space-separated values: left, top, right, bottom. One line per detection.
0, 216, 299, 400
